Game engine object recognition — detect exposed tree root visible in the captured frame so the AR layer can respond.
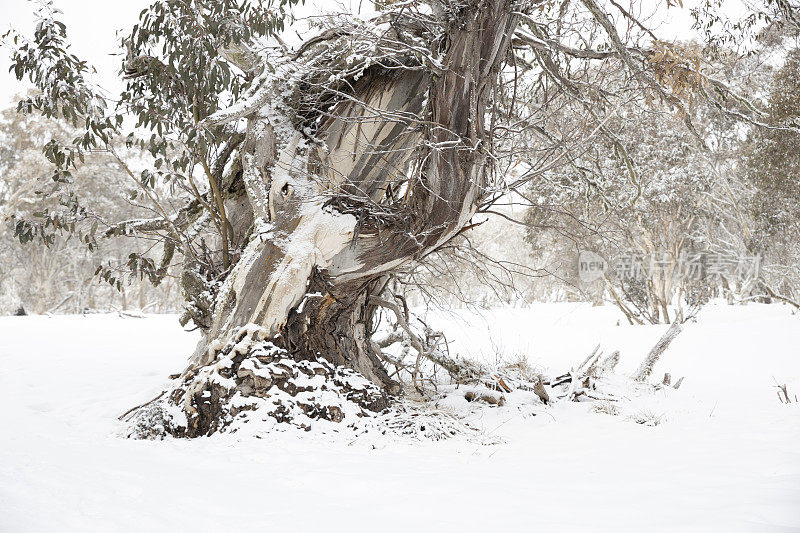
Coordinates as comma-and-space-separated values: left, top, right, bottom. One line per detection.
124, 325, 390, 439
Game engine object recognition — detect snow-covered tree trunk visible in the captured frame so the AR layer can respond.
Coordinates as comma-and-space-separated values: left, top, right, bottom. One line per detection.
120, 0, 518, 437
139, 0, 521, 434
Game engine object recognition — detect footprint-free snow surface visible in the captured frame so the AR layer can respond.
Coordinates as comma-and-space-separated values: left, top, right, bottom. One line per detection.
1, 302, 798, 532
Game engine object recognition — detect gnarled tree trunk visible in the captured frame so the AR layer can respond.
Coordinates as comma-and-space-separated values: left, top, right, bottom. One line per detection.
203, 0, 518, 387
280, 272, 397, 392
129, 0, 521, 436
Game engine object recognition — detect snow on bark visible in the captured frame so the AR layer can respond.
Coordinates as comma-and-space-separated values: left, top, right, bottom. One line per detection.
632, 321, 683, 382
193, 87, 358, 366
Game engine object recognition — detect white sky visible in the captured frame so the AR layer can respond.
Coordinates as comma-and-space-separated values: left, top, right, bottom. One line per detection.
0, 0, 709, 111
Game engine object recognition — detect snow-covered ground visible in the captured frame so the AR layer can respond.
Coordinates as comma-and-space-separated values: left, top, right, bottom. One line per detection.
1, 302, 798, 532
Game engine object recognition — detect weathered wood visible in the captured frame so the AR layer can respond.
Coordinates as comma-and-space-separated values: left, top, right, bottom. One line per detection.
325, 1, 520, 282
632, 321, 683, 382
280, 273, 400, 393
188, 0, 521, 391
194, 130, 358, 365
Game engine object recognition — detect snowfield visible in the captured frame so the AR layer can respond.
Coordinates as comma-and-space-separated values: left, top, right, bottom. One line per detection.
1, 302, 798, 532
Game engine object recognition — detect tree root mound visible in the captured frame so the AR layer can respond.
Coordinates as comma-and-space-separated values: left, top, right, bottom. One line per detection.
124, 325, 391, 439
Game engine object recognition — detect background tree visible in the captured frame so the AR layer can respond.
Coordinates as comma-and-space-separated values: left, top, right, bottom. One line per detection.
522, 86, 753, 324
0, 102, 181, 314
516, 2, 800, 322
742, 48, 800, 307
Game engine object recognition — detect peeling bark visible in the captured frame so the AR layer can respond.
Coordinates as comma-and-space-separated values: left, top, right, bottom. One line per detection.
280, 272, 400, 393
178, 1, 521, 397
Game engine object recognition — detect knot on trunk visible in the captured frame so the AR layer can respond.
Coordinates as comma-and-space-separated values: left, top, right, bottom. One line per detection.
124, 325, 391, 439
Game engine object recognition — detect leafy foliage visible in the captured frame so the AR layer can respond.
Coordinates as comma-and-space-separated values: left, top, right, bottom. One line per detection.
5, 0, 297, 286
